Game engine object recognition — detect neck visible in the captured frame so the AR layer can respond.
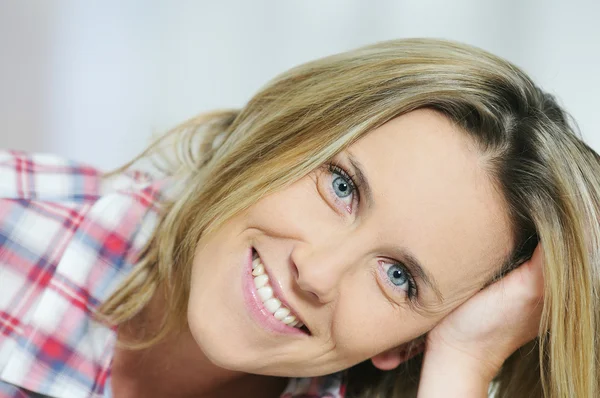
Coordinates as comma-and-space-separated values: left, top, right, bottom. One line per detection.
110, 288, 287, 398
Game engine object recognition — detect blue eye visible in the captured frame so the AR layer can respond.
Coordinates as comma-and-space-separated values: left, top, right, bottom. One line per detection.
324, 163, 359, 214
387, 264, 408, 288
332, 174, 353, 198
380, 262, 416, 298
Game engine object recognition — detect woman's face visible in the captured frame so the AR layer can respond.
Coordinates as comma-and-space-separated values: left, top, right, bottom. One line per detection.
187, 109, 513, 377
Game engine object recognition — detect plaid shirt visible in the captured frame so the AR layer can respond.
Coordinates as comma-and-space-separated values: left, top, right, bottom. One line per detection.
0, 150, 344, 398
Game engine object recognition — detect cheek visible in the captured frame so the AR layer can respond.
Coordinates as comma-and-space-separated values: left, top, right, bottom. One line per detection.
331, 281, 435, 362
245, 177, 332, 234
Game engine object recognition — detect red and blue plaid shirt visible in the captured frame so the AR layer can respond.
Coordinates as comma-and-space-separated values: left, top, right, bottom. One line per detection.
0, 150, 344, 398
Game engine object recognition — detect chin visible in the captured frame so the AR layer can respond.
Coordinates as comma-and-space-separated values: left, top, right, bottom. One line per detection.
187, 312, 247, 370
187, 311, 309, 377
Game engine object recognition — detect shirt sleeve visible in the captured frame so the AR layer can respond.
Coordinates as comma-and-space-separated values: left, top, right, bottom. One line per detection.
0, 150, 102, 202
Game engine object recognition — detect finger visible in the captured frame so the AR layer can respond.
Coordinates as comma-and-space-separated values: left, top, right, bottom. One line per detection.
520, 243, 544, 282
468, 245, 544, 328
501, 243, 545, 302
493, 244, 545, 339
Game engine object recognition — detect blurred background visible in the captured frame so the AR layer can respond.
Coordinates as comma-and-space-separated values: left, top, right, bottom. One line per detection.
1, 0, 599, 170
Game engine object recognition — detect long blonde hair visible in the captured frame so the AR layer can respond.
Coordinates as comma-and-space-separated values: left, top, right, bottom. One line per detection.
99, 38, 600, 397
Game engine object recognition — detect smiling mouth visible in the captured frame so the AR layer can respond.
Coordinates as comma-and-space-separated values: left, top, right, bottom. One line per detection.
251, 249, 310, 335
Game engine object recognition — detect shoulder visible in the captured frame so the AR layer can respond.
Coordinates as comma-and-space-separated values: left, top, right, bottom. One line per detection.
0, 150, 163, 288
0, 149, 160, 201
0, 149, 103, 202
0, 150, 166, 398
0, 150, 166, 309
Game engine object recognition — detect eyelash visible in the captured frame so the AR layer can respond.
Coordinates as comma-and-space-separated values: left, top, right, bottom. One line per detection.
325, 163, 361, 212
378, 260, 418, 301
323, 162, 419, 302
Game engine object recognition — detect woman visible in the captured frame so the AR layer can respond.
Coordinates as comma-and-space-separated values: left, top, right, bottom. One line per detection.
0, 38, 597, 397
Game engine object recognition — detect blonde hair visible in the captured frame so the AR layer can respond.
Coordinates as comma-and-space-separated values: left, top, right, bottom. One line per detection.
99, 38, 600, 397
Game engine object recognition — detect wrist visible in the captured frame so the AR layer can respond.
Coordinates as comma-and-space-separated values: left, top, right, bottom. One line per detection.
417, 343, 499, 398
425, 335, 505, 381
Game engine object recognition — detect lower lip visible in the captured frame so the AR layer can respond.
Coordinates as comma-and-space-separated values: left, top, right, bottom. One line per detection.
242, 247, 306, 336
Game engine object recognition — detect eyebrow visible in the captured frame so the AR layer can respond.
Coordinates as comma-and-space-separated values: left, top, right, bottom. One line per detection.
400, 250, 444, 303
346, 151, 444, 303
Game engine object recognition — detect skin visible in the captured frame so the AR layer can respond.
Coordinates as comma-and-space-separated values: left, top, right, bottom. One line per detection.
418, 245, 544, 396
112, 109, 540, 397
188, 109, 513, 376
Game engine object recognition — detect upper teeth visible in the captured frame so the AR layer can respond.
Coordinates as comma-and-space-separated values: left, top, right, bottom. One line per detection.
252, 256, 304, 329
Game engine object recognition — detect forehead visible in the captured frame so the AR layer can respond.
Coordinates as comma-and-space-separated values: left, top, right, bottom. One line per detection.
349, 109, 512, 303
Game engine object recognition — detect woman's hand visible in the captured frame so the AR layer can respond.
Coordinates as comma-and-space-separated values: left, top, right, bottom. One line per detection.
417, 245, 545, 397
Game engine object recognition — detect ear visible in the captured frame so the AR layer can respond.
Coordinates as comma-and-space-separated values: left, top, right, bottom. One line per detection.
370, 341, 425, 370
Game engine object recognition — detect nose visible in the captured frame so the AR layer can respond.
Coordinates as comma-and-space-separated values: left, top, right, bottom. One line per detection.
290, 236, 358, 304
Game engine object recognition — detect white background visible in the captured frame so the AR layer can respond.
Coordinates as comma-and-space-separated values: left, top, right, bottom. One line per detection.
1, 1, 599, 170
